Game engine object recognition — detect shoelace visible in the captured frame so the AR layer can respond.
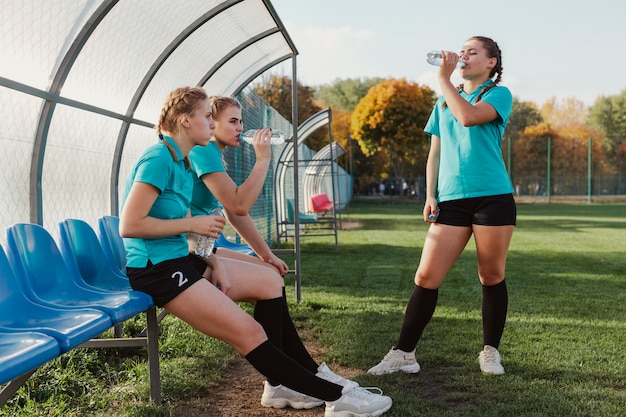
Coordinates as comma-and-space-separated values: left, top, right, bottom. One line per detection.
320, 371, 346, 384
384, 349, 411, 361
482, 350, 499, 363
349, 386, 384, 399
383, 350, 397, 360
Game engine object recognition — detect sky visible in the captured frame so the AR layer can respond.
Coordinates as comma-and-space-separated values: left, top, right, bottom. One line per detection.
269, 0, 626, 108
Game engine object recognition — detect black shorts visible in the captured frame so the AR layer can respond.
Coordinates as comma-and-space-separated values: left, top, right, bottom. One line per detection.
436, 193, 516, 227
126, 255, 208, 307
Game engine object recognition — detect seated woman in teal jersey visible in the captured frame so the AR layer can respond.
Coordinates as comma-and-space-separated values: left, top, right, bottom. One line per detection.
187, 95, 370, 411
121, 87, 392, 416
368, 36, 515, 377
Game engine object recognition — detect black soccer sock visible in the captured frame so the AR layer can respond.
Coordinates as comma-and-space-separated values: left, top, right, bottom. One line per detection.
254, 297, 284, 350
482, 280, 508, 349
245, 340, 343, 401
254, 297, 283, 385
395, 286, 438, 352
280, 287, 319, 373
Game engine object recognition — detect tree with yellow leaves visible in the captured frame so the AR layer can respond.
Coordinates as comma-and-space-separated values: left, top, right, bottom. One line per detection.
350, 78, 436, 182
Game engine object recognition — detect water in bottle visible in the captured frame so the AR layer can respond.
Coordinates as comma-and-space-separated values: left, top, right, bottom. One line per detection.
239, 129, 286, 145
426, 50, 466, 68
194, 204, 224, 258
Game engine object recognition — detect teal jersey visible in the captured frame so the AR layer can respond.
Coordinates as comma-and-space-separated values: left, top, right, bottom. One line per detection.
188, 141, 225, 216
424, 80, 513, 202
121, 136, 193, 267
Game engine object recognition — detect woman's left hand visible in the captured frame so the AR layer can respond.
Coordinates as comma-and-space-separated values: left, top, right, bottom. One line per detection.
264, 253, 289, 276
207, 257, 232, 294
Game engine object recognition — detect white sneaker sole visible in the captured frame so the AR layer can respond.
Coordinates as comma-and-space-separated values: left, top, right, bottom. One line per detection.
324, 401, 392, 417
261, 398, 324, 409
479, 365, 505, 375
368, 363, 421, 375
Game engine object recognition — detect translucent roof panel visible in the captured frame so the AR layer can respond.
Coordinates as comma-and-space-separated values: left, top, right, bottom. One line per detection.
0, 89, 42, 228
0, 0, 297, 239
41, 104, 123, 232
203, 32, 294, 95
0, 0, 101, 89
62, 0, 226, 114
133, 0, 292, 121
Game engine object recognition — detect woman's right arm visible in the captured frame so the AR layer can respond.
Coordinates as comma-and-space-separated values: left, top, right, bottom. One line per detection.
202, 132, 272, 216
437, 52, 498, 127
423, 135, 440, 222
119, 182, 223, 238
201, 170, 265, 216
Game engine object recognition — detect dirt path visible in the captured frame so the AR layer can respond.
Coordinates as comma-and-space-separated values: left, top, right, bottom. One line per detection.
171, 340, 363, 417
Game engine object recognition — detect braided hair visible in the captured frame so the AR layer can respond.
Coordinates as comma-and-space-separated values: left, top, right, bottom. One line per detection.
155, 87, 207, 169
155, 86, 208, 138
442, 36, 503, 108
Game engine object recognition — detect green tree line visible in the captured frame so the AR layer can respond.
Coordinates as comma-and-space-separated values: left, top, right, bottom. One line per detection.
254, 75, 626, 196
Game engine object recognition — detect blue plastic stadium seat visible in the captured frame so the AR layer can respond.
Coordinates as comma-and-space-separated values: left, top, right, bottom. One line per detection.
0, 244, 112, 352
0, 331, 60, 385
215, 233, 256, 257
6, 223, 153, 325
58, 218, 134, 292
97, 215, 126, 274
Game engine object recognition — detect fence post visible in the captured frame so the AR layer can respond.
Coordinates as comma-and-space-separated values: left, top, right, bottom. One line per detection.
547, 136, 551, 203
587, 136, 591, 203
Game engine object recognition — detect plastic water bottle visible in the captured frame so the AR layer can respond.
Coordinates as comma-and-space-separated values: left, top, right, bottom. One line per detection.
426, 50, 466, 68
194, 204, 224, 258
239, 129, 286, 145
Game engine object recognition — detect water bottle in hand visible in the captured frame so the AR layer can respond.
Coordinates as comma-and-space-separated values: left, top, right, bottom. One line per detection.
194, 204, 224, 258
426, 50, 466, 68
239, 129, 286, 145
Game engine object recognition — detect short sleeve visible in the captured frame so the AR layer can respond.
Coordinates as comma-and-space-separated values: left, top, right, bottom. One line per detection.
189, 142, 225, 178
133, 147, 171, 193
482, 86, 513, 125
424, 96, 444, 137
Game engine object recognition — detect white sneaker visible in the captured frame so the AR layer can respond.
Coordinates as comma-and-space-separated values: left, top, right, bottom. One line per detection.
261, 380, 324, 409
316, 362, 358, 387
367, 347, 421, 375
325, 382, 392, 417
478, 345, 505, 375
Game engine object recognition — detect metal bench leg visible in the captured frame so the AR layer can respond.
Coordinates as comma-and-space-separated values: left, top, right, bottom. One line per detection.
113, 323, 123, 338
145, 306, 161, 404
139, 308, 169, 337
0, 369, 37, 407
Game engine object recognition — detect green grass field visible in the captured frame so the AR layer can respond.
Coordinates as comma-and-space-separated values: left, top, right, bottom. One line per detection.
3, 201, 625, 416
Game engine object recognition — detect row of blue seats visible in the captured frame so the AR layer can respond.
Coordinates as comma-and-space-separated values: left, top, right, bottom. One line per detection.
0, 216, 161, 406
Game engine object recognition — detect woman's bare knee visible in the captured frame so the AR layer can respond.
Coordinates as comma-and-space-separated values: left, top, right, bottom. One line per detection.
414, 270, 442, 289
478, 271, 505, 286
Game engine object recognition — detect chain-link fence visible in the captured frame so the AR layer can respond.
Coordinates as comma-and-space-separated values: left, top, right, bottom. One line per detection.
503, 136, 625, 201
221, 88, 293, 244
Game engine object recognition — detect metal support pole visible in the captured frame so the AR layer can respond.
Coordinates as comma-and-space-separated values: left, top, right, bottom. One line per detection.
291, 57, 301, 302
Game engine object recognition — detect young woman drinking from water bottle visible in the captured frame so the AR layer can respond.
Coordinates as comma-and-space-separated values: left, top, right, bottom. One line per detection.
368, 36, 515, 377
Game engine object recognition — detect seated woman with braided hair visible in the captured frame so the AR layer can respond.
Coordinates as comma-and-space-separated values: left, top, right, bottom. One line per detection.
120, 86, 392, 416
188, 95, 379, 410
